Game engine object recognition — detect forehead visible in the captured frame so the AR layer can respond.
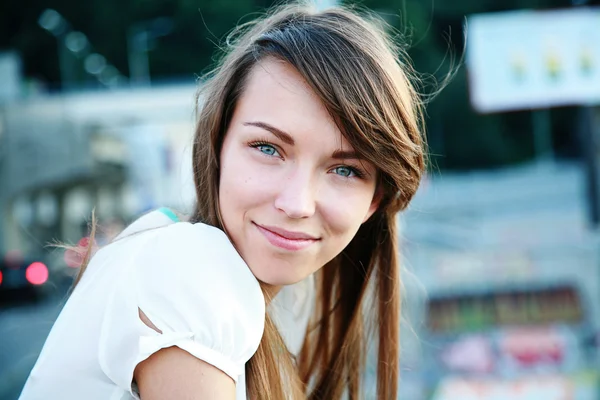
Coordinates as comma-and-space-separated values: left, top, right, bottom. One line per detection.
235, 57, 350, 150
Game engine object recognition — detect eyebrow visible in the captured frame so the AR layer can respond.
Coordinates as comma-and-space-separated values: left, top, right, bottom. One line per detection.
243, 121, 295, 145
331, 149, 361, 160
243, 120, 363, 160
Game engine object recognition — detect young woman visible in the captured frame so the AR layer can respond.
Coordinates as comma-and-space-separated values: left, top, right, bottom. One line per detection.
20, 2, 425, 399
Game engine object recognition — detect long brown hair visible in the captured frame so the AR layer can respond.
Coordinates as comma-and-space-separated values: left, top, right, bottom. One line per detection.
70, 2, 425, 399
191, 2, 425, 399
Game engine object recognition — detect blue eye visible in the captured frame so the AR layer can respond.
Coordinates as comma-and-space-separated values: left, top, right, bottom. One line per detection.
256, 144, 279, 157
333, 166, 355, 177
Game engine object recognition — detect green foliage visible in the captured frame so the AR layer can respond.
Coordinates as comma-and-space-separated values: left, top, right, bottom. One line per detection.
1, 0, 272, 84
1, 0, 582, 170
347, 0, 579, 170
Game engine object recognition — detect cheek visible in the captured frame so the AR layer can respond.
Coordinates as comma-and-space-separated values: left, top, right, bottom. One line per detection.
319, 186, 375, 238
219, 147, 279, 218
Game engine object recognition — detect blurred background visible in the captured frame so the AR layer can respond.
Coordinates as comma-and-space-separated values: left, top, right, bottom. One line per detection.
1, 0, 600, 398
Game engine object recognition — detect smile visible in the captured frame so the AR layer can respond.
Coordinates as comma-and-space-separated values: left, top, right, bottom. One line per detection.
253, 223, 319, 251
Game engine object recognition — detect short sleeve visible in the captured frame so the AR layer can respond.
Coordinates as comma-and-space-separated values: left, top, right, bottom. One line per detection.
97, 222, 265, 396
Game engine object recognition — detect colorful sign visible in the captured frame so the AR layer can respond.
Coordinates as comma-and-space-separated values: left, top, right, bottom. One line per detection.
433, 373, 599, 400
427, 286, 583, 333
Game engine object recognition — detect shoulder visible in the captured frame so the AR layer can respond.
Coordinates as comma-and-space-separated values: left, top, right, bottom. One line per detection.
159, 221, 238, 256
99, 210, 259, 302
130, 219, 260, 298
98, 217, 265, 388
140, 221, 254, 283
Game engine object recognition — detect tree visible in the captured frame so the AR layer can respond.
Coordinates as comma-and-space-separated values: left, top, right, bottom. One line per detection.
353, 0, 590, 169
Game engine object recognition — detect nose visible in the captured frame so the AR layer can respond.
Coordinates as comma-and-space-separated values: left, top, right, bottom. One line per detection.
274, 168, 316, 219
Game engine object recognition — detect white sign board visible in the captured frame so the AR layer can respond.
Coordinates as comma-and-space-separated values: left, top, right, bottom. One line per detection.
467, 8, 600, 113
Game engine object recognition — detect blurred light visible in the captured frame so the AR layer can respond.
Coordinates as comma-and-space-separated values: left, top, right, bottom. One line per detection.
0, 270, 3, 286
99, 65, 119, 86
84, 53, 106, 75
77, 237, 88, 247
65, 31, 89, 55
64, 247, 83, 268
38, 9, 67, 36
112, 75, 127, 87
25, 262, 49, 285
64, 236, 97, 268
36, 191, 58, 227
13, 196, 34, 227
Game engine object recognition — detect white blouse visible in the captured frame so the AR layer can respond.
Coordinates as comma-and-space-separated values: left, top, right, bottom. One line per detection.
19, 208, 314, 400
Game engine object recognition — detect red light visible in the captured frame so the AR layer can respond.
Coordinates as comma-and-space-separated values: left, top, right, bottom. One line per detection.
64, 248, 84, 268
26, 262, 49, 285
0, 270, 3, 285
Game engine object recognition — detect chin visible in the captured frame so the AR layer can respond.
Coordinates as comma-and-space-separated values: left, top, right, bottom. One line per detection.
248, 262, 312, 287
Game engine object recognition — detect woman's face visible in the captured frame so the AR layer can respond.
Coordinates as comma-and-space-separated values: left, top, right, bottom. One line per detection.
219, 58, 380, 287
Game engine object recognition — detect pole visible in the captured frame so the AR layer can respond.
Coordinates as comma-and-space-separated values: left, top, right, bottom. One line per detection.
532, 108, 554, 165
127, 26, 150, 86
0, 107, 9, 255
0, 198, 6, 256
57, 33, 77, 91
581, 106, 600, 228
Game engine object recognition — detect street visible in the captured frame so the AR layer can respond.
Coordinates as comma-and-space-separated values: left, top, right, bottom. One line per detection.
0, 285, 69, 400
0, 162, 598, 400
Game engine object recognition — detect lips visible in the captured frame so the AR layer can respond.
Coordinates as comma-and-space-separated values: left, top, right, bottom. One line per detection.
258, 224, 319, 240
253, 223, 319, 251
